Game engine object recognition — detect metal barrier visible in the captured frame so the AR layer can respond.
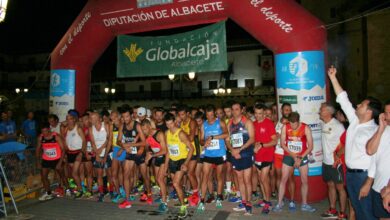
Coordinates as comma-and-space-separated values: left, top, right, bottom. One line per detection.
0, 147, 52, 217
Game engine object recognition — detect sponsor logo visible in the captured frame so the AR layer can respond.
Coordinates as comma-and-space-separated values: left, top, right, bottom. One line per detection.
123, 43, 144, 62
307, 123, 321, 131
55, 101, 69, 106
279, 95, 297, 104
137, 0, 173, 9
289, 55, 308, 77
50, 73, 60, 88
303, 95, 325, 102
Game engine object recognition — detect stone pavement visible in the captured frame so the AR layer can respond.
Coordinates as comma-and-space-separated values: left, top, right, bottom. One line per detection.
2, 195, 329, 220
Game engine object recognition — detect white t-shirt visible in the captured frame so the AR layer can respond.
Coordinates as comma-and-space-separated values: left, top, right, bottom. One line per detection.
274, 121, 284, 155
336, 91, 377, 169
368, 126, 390, 192
321, 118, 345, 165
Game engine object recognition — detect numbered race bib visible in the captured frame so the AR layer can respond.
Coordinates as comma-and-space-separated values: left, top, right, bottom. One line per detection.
288, 141, 302, 153
208, 139, 220, 150
44, 148, 57, 158
86, 142, 92, 152
231, 133, 243, 148
168, 144, 180, 156
131, 146, 138, 154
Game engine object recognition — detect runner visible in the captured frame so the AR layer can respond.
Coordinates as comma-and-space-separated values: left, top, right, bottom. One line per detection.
36, 122, 65, 201
197, 104, 228, 212
177, 105, 199, 206
273, 112, 316, 212
252, 103, 277, 214
117, 107, 148, 209
165, 113, 194, 219
89, 112, 112, 202
110, 110, 126, 203
81, 113, 93, 199
154, 107, 167, 132
227, 101, 255, 216
64, 112, 86, 199
141, 119, 168, 211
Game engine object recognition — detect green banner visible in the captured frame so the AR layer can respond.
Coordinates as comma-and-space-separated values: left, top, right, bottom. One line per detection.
117, 21, 227, 78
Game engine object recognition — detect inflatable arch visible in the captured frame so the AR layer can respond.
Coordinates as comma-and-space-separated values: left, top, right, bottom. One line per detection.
51, 0, 327, 202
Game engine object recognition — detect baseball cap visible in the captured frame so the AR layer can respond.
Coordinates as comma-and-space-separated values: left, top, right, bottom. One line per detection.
137, 107, 146, 116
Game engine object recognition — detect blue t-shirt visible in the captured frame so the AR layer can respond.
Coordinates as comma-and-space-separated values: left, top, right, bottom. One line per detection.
0, 120, 17, 143
22, 119, 36, 137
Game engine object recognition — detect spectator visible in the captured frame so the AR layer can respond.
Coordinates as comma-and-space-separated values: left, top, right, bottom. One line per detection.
21, 111, 37, 147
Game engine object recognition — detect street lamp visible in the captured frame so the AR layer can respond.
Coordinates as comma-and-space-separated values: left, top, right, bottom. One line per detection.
188, 72, 195, 80
15, 88, 20, 93
104, 87, 116, 109
213, 87, 231, 96
168, 74, 175, 81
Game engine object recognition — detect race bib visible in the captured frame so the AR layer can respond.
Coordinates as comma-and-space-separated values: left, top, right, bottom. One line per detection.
44, 148, 57, 158
86, 142, 92, 152
131, 146, 138, 154
168, 144, 180, 156
151, 147, 160, 153
208, 139, 220, 150
288, 141, 302, 153
231, 133, 243, 148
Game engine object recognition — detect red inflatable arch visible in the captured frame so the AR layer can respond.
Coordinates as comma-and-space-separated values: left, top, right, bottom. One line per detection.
51, 0, 327, 202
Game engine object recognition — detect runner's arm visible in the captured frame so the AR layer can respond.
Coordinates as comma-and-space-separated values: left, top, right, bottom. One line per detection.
179, 131, 194, 165
366, 113, 386, 155
301, 125, 313, 158
77, 127, 87, 154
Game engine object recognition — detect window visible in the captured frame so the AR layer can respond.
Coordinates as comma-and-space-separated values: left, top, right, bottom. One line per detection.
139, 85, 144, 93
226, 79, 238, 88
209, 80, 218, 89
245, 79, 255, 89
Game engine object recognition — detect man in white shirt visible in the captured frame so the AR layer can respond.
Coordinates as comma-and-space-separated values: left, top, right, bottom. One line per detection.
328, 66, 382, 220
319, 103, 347, 219
366, 101, 390, 218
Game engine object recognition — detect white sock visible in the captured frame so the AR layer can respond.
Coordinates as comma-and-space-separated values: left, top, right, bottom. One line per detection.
237, 191, 241, 197
226, 182, 232, 192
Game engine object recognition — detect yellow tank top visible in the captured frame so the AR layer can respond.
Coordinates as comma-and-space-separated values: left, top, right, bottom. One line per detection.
112, 124, 119, 147
180, 119, 196, 156
167, 128, 188, 161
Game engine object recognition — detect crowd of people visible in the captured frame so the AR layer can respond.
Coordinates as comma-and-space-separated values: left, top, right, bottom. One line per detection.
1, 67, 390, 219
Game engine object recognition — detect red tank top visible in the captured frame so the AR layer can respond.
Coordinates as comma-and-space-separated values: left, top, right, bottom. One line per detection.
83, 126, 91, 142
284, 123, 307, 156
146, 131, 161, 153
41, 133, 62, 161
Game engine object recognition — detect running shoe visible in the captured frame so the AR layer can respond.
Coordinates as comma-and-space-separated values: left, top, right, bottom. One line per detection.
74, 191, 83, 199
178, 205, 188, 219
97, 193, 104, 202
169, 190, 178, 200
158, 202, 168, 212
197, 202, 205, 213
289, 200, 296, 212
301, 204, 316, 212
272, 203, 284, 212
206, 195, 215, 203
337, 212, 348, 220
271, 191, 277, 198
254, 199, 265, 208
53, 187, 64, 197
146, 195, 153, 205
190, 194, 199, 206
84, 191, 93, 199
119, 186, 126, 197
140, 193, 148, 202
65, 189, 72, 197
244, 203, 253, 216
262, 202, 271, 215
228, 196, 241, 203
154, 196, 162, 203
321, 208, 338, 219
216, 198, 223, 209
39, 192, 54, 201
233, 203, 246, 212
129, 195, 136, 201
118, 200, 132, 209
112, 194, 123, 203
